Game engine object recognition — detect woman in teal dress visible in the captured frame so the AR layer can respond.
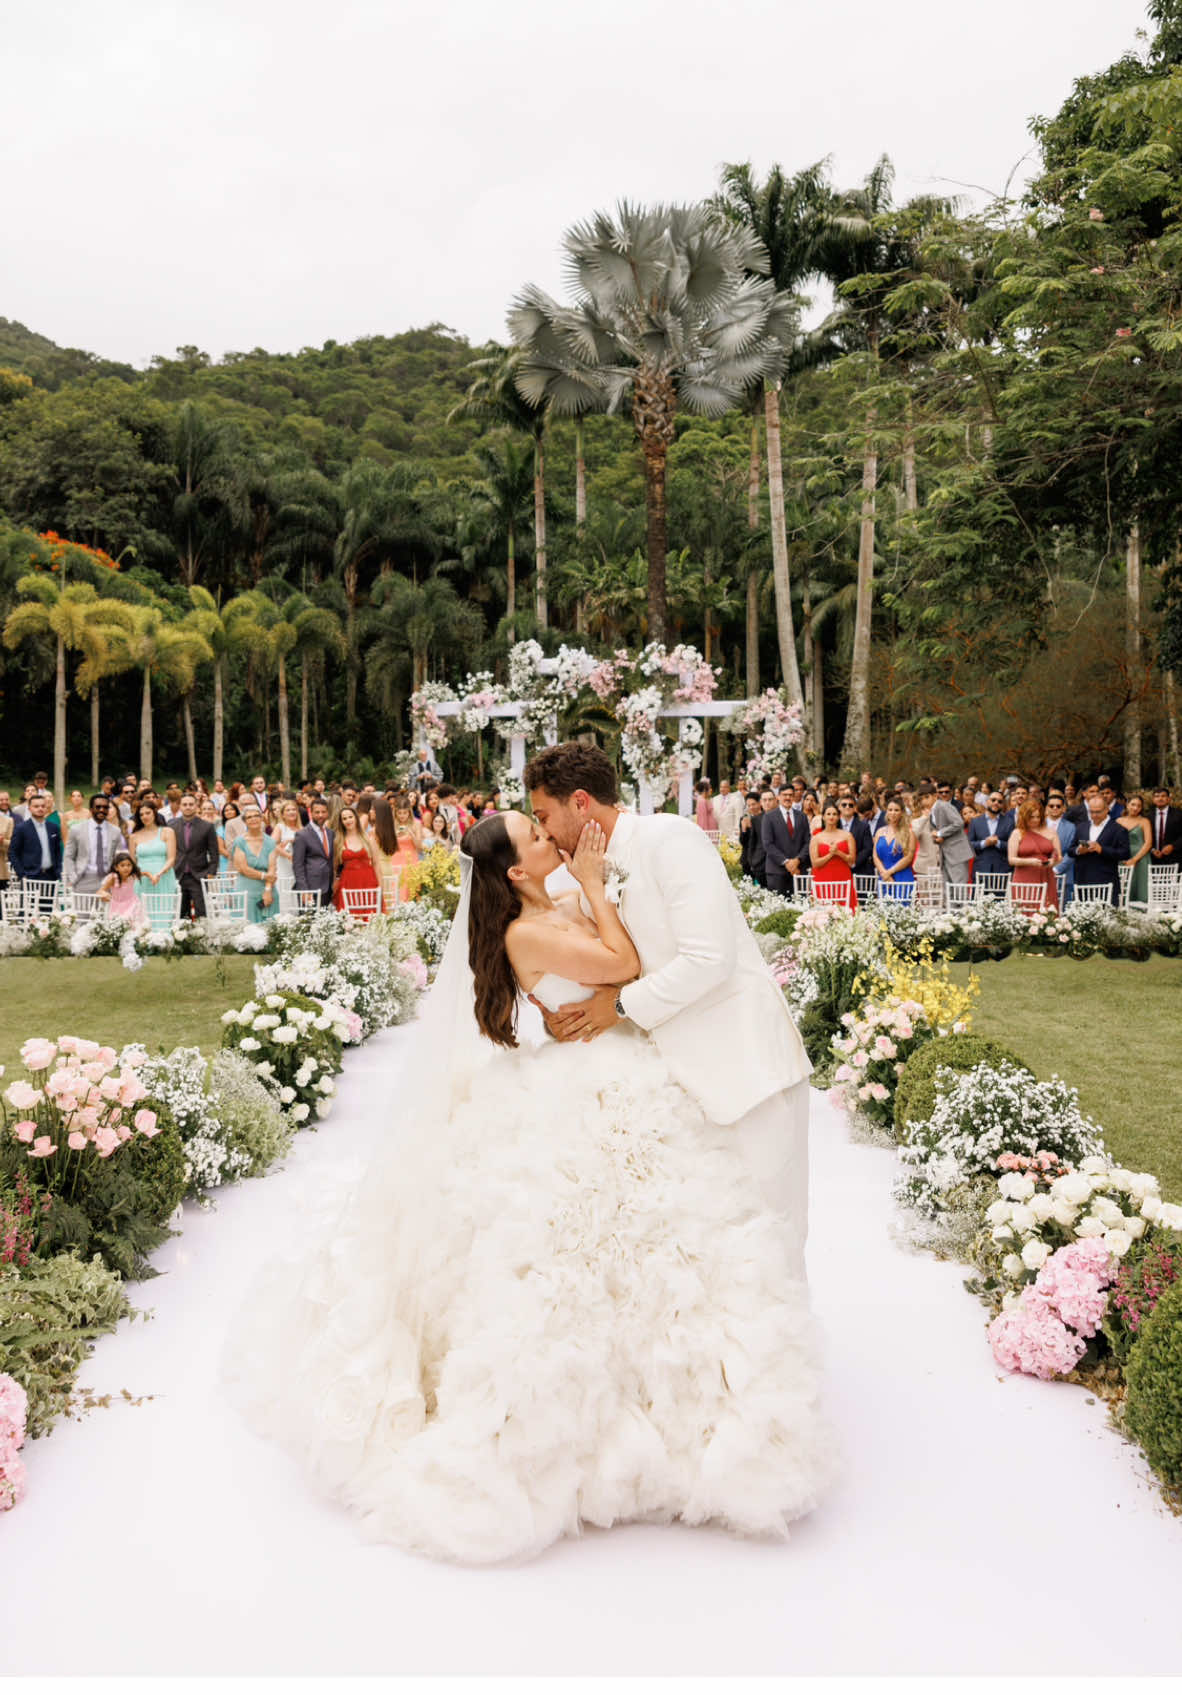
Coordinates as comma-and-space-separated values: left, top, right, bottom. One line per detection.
129, 799, 178, 930
232, 805, 278, 923
1118, 792, 1152, 906
874, 799, 917, 903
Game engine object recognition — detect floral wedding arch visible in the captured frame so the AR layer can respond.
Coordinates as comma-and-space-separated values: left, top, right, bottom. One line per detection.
411, 642, 803, 815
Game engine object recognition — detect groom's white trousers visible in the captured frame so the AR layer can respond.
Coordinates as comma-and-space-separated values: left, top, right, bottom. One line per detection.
697, 1079, 810, 1280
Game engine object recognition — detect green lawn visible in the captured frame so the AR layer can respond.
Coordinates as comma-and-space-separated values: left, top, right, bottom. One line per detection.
0, 956, 258, 1079
949, 954, 1182, 1201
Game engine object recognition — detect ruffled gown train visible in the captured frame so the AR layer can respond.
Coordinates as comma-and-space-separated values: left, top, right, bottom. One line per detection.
224, 977, 830, 1565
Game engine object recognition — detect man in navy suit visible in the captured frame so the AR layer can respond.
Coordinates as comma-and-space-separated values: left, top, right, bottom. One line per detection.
1071, 792, 1126, 904
291, 798, 335, 906
844, 796, 874, 880
762, 784, 811, 897
1045, 791, 1077, 904
1149, 787, 1182, 865
9, 793, 63, 911
968, 790, 1014, 880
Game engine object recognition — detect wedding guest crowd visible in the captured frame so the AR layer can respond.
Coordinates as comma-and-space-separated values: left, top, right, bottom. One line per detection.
4, 758, 1181, 921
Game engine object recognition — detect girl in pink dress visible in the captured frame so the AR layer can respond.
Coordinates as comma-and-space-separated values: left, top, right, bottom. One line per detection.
99, 852, 146, 925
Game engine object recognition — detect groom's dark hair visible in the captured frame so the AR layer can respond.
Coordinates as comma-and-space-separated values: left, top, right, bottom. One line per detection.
523, 742, 618, 805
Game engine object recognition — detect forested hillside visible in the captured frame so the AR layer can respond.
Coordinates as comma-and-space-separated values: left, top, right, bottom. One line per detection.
3, 1, 1182, 791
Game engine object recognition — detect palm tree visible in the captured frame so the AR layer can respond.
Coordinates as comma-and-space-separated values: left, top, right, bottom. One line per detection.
509, 202, 788, 645
716, 162, 835, 705
183, 586, 235, 783
361, 572, 483, 697
818, 158, 952, 771
169, 402, 245, 588
109, 606, 212, 786
3, 578, 128, 803
470, 435, 535, 618
450, 349, 551, 625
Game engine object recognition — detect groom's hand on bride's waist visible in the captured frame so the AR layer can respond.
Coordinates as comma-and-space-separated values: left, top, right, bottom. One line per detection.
529, 985, 622, 1043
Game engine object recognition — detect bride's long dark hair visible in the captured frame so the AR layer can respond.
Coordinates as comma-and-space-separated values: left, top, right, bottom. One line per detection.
461, 814, 522, 1049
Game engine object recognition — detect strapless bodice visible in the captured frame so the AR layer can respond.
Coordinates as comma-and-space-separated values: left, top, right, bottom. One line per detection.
530, 973, 594, 1011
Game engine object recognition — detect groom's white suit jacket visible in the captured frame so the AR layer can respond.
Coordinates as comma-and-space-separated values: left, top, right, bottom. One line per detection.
605, 811, 811, 1125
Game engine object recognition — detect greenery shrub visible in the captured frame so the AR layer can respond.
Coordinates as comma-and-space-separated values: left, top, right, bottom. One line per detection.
1124, 1277, 1182, 1498
894, 1034, 1030, 1135
0, 1252, 132, 1437
755, 909, 799, 939
116, 1108, 187, 1225
1105, 1236, 1182, 1367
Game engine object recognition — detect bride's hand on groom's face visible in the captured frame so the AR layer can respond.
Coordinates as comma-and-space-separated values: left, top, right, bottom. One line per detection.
568, 821, 606, 888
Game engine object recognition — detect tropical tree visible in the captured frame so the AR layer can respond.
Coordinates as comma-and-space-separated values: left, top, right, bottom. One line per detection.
509, 202, 791, 644
3, 577, 129, 802
168, 401, 245, 588
450, 349, 550, 625
818, 159, 953, 771
716, 160, 836, 705
470, 435, 535, 618
360, 571, 483, 697
107, 605, 212, 786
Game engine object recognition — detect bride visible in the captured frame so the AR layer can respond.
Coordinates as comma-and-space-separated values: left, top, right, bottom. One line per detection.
226, 765, 830, 1565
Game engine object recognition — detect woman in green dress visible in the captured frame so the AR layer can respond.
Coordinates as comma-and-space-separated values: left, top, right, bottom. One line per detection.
1118, 791, 1152, 906
232, 803, 278, 923
129, 799, 178, 930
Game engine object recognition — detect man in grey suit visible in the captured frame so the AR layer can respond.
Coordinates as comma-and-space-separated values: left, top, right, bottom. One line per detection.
63, 794, 125, 895
930, 780, 973, 888
292, 799, 335, 906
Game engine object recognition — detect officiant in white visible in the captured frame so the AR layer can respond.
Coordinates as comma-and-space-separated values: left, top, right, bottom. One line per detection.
225, 743, 828, 1566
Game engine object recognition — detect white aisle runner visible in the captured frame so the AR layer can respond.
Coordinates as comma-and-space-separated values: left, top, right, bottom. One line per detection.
4, 1024, 1181, 1676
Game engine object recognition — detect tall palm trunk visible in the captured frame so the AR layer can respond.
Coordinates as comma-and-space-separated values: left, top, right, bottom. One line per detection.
213, 659, 225, 785
634, 365, 677, 645
802, 572, 815, 759
506, 520, 516, 617
300, 664, 309, 781
574, 417, 587, 528
903, 396, 918, 514
1124, 526, 1142, 789
140, 669, 153, 788
764, 384, 804, 704
53, 636, 67, 811
812, 631, 825, 756
746, 411, 761, 696
277, 655, 292, 790
1166, 669, 1181, 790
841, 408, 878, 773
90, 686, 100, 789
533, 433, 548, 627
182, 693, 198, 784
344, 560, 360, 727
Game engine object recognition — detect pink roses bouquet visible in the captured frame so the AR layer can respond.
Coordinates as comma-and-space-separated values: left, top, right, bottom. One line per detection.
0, 1373, 28, 1512
1, 1037, 161, 1197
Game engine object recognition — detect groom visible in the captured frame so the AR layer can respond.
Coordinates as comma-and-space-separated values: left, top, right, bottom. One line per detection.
524, 743, 813, 1275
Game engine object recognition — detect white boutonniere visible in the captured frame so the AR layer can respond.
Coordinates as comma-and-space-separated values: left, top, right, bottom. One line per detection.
603, 860, 629, 906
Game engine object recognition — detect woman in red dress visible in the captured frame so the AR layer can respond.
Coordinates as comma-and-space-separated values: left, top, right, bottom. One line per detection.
809, 800, 858, 909
1008, 797, 1062, 910
332, 804, 381, 919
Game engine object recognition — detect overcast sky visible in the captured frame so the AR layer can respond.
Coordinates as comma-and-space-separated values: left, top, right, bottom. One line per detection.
2, 0, 1152, 367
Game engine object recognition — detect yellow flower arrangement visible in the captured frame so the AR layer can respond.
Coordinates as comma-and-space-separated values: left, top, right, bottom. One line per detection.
883, 939, 979, 1035
399, 844, 462, 917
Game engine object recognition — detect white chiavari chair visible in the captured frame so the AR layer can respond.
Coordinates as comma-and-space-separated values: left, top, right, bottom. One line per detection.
1009, 881, 1049, 915
1118, 862, 1135, 908
1072, 883, 1114, 906
12, 878, 62, 926
341, 886, 380, 923
853, 874, 877, 904
944, 881, 976, 910
792, 872, 813, 903
914, 871, 945, 911
64, 889, 103, 919
140, 888, 183, 927
1147, 864, 1181, 912
973, 872, 1011, 900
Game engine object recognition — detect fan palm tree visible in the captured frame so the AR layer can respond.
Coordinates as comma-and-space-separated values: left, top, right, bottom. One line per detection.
108, 606, 212, 786
509, 202, 791, 644
451, 350, 551, 626
3, 578, 129, 803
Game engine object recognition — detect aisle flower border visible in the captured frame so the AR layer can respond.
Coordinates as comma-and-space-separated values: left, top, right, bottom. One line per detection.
0, 907, 432, 1514
730, 867, 1182, 1505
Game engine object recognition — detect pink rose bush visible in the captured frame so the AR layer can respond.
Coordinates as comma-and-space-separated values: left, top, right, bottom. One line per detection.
989, 1240, 1117, 1381
0, 1372, 28, 1512
1, 1039, 158, 1195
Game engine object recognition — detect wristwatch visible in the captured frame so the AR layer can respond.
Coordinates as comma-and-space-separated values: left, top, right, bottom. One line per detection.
614, 993, 627, 1020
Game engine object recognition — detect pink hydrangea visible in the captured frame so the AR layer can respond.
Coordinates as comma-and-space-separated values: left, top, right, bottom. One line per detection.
0, 1453, 28, 1511
1032, 1240, 1116, 1336
0, 1374, 27, 1449
397, 954, 428, 992
989, 1302, 1087, 1380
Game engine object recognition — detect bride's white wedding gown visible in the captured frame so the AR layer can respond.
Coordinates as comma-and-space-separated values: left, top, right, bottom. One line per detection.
224, 974, 830, 1564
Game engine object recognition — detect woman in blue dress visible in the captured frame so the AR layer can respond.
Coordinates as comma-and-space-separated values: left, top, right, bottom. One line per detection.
232, 803, 278, 923
129, 799, 178, 930
874, 798, 917, 903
